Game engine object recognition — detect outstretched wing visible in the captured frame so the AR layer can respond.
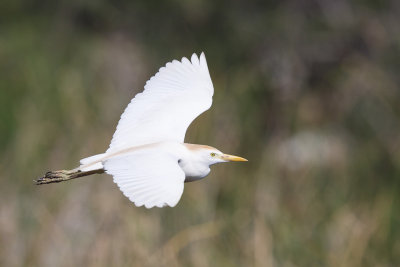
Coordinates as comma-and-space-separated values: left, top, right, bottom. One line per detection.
107, 53, 214, 153
104, 148, 185, 208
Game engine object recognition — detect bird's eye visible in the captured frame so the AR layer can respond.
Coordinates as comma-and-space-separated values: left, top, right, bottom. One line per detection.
210, 153, 216, 157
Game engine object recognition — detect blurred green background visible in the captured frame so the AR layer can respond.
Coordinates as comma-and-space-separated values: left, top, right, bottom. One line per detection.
1, 0, 400, 266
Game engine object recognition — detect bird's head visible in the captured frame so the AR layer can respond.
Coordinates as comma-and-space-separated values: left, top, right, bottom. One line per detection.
185, 144, 248, 166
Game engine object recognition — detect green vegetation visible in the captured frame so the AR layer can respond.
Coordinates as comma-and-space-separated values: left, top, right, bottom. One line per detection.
1, 1, 399, 266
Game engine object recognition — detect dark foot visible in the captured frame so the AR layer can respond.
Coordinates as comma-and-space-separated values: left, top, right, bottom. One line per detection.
35, 170, 75, 185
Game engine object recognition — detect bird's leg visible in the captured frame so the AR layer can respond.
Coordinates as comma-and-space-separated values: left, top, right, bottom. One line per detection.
35, 168, 104, 185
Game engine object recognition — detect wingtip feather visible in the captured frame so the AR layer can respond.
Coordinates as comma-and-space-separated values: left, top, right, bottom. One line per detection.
199, 52, 208, 69
191, 53, 200, 65
181, 57, 191, 65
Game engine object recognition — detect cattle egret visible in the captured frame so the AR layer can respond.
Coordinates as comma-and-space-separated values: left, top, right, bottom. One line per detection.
36, 52, 247, 208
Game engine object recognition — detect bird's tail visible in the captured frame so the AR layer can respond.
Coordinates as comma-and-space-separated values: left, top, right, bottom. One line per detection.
35, 168, 104, 185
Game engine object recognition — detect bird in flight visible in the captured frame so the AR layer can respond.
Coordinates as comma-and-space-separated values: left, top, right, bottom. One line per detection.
36, 52, 247, 208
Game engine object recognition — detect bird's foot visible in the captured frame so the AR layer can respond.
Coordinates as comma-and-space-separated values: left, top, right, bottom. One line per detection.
34, 170, 75, 185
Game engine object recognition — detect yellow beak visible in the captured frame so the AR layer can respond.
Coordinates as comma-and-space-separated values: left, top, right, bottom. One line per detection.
220, 154, 248, 162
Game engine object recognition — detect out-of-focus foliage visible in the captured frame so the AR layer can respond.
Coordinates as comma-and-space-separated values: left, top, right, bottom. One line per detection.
1, 0, 400, 266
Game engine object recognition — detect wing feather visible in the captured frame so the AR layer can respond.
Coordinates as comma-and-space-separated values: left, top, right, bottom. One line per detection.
107, 52, 214, 153
104, 150, 185, 208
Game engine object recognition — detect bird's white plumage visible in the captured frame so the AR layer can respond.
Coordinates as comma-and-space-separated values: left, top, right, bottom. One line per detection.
103, 146, 185, 208
107, 53, 214, 154
80, 153, 105, 171
96, 53, 214, 208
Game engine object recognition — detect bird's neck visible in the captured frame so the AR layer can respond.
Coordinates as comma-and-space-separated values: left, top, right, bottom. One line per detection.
179, 143, 211, 182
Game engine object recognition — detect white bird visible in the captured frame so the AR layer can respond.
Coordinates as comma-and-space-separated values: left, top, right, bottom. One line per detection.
36, 52, 247, 208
